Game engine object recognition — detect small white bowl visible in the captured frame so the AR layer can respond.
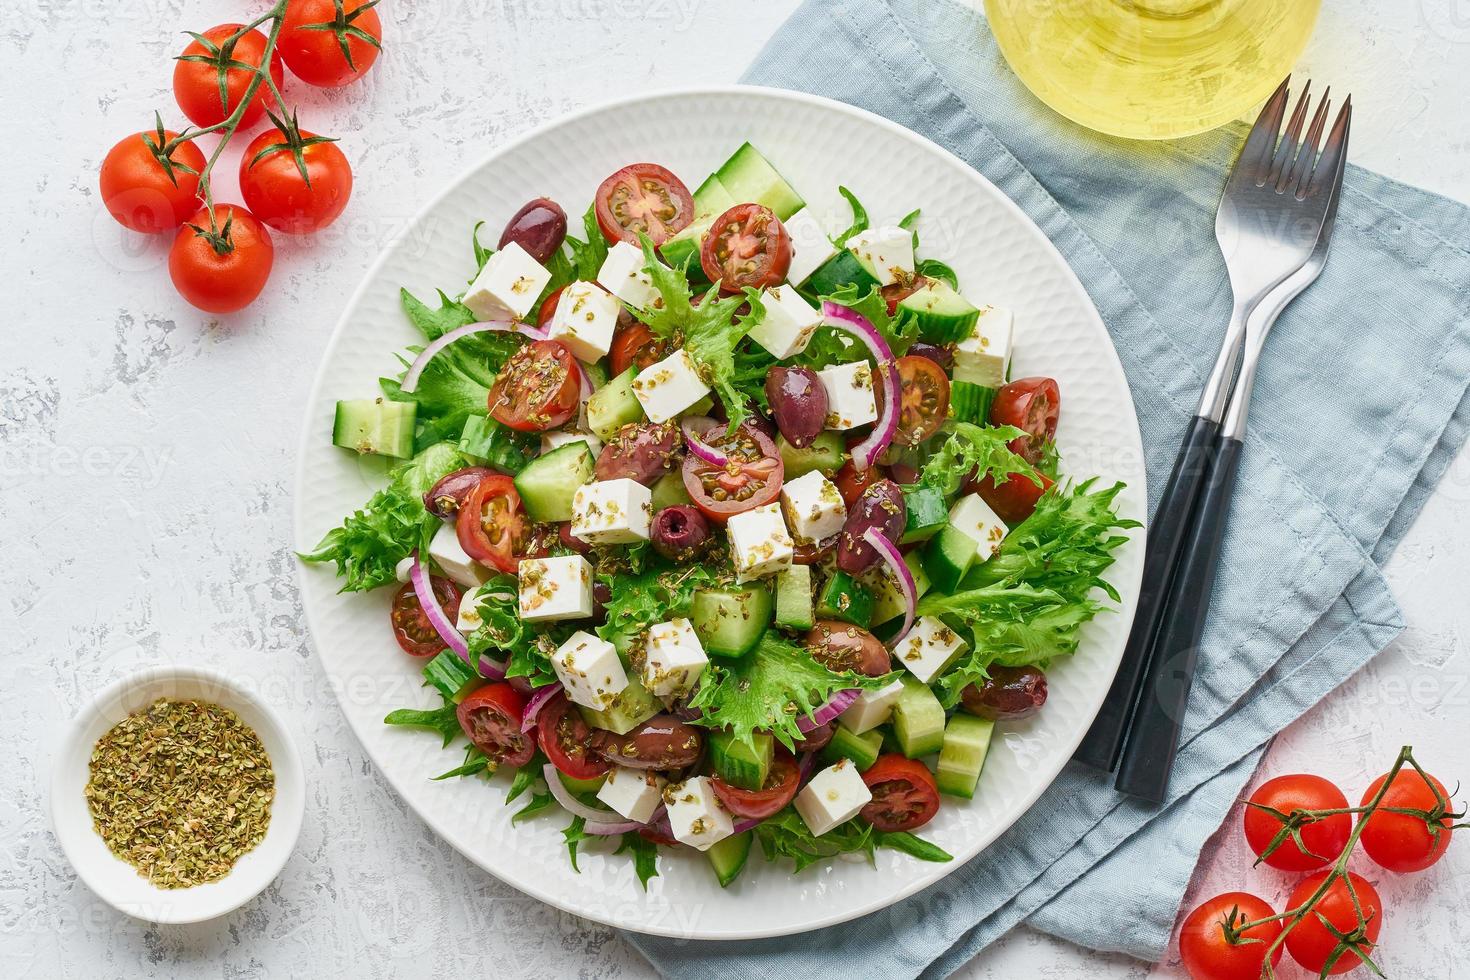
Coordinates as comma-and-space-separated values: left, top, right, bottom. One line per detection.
49, 664, 305, 924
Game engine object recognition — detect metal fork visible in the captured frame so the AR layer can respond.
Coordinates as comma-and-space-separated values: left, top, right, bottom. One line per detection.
1074, 79, 1353, 793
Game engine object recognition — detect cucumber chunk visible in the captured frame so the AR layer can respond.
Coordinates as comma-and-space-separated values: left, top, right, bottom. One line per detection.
713, 142, 805, 220
706, 830, 753, 888
891, 675, 946, 759
950, 380, 998, 424
821, 723, 883, 772
778, 431, 846, 478
558, 771, 608, 796
899, 279, 980, 344
935, 713, 995, 799
901, 486, 949, 544
421, 650, 483, 703
774, 565, 815, 631
924, 524, 978, 594
867, 551, 931, 627
710, 731, 773, 790
576, 677, 660, 735
691, 583, 772, 658
587, 367, 645, 440
513, 442, 595, 522
650, 470, 693, 512
815, 570, 874, 628
799, 249, 880, 303
333, 398, 416, 459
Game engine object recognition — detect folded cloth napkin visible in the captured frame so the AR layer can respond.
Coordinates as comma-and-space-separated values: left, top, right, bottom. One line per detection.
626, 0, 1470, 975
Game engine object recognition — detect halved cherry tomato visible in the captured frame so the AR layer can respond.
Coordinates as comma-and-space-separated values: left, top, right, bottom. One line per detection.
831, 458, 886, 509
594, 163, 694, 246
456, 683, 535, 768
881, 274, 930, 317
878, 355, 950, 446
711, 748, 800, 820
989, 377, 1060, 464
488, 339, 579, 431
861, 754, 940, 832
680, 421, 783, 522
536, 691, 611, 780
700, 203, 791, 292
389, 576, 461, 657
608, 321, 669, 378
1284, 871, 1383, 975
969, 467, 1053, 524
535, 285, 565, 328
456, 474, 535, 574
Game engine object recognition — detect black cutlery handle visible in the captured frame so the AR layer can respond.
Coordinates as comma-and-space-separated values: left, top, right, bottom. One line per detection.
1115, 434, 1245, 803
1073, 414, 1221, 772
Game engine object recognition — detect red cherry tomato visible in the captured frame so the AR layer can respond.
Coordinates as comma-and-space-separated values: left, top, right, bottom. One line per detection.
711, 749, 800, 820
608, 321, 669, 378
1242, 773, 1352, 872
1358, 769, 1456, 872
1284, 871, 1383, 976
831, 458, 886, 509
487, 340, 579, 432
238, 126, 353, 234
388, 576, 462, 657
880, 274, 930, 317
594, 163, 694, 246
680, 421, 783, 522
455, 474, 535, 574
278, 0, 382, 88
536, 692, 611, 780
877, 355, 950, 446
456, 683, 535, 768
860, 754, 940, 832
169, 205, 275, 313
1178, 892, 1284, 980
969, 468, 1052, 524
700, 203, 791, 292
172, 24, 284, 129
989, 377, 1060, 464
536, 286, 566, 328
99, 130, 206, 234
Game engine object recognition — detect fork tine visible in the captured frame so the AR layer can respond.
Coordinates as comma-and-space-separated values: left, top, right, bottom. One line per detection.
1231, 76, 1292, 186
1286, 88, 1331, 198
1309, 96, 1353, 199
1270, 81, 1312, 189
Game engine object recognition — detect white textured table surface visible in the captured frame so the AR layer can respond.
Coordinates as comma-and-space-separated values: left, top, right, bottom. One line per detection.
3, 1, 1467, 977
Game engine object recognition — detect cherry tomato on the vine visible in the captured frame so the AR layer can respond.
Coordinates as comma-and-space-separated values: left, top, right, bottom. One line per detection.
1178, 892, 1284, 980
279, 0, 383, 88
169, 205, 275, 313
239, 125, 353, 233
173, 24, 284, 129
99, 129, 205, 234
1242, 773, 1352, 872
1283, 871, 1383, 976
1358, 769, 1456, 872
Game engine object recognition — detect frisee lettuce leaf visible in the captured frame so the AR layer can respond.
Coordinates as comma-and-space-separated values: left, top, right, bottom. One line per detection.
688, 633, 897, 752
909, 421, 1035, 497
921, 479, 1138, 705
596, 560, 722, 653
754, 809, 952, 873
615, 832, 660, 890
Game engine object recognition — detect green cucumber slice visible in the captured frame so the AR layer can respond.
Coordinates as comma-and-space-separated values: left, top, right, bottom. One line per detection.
821, 723, 883, 772
798, 249, 880, 303
576, 677, 660, 735
950, 380, 997, 424
421, 650, 483, 703
935, 713, 995, 798
333, 398, 416, 459
901, 486, 950, 544
891, 674, 946, 759
587, 367, 645, 440
899, 279, 981, 344
709, 731, 773, 791
706, 830, 753, 888
712, 143, 805, 220
867, 551, 930, 627
558, 771, 608, 796
815, 570, 874, 628
513, 442, 595, 522
691, 583, 772, 658
774, 565, 815, 631
778, 431, 846, 479
924, 524, 978, 594
650, 470, 693, 512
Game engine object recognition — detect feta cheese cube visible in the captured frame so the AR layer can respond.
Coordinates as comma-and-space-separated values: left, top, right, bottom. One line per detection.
816, 360, 878, 430
429, 522, 489, 589
597, 766, 667, 824
571, 478, 653, 545
642, 617, 709, 697
517, 554, 595, 623
596, 240, 660, 310
547, 280, 621, 363
748, 284, 822, 359
663, 775, 734, 851
551, 630, 629, 710
630, 348, 710, 423
847, 225, 914, 286
952, 306, 1014, 389
540, 429, 602, 459
782, 207, 836, 286
838, 678, 905, 734
949, 492, 1009, 562
726, 502, 795, 581
894, 615, 968, 684
463, 241, 551, 321
795, 758, 873, 836
780, 470, 847, 544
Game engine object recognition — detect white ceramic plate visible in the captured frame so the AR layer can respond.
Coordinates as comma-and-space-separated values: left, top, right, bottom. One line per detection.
294, 87, 1146, 940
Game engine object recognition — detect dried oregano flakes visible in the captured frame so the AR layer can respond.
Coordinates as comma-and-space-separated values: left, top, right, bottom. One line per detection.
85, 698, 275, 889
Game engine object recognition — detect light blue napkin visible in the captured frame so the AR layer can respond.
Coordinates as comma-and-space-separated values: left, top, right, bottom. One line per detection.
626, 0, 1470, 975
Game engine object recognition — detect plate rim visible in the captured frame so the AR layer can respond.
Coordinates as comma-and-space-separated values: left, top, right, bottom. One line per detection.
292, 83, 1146, 940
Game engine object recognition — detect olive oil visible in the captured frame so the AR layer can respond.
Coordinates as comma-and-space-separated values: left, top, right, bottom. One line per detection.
985, 0, 1322, 140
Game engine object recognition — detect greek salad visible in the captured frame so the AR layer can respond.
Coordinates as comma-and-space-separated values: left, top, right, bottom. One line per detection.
303, 143, 1136, 888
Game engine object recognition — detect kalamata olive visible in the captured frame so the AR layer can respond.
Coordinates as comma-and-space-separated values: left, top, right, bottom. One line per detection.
961, 666, 1048, 720
792, 532, 839, 565
836, 479, 906, 574
558, 522, 590, 554
765, 366, 828, 449
590, 715, 704, 770
804, 620, 892, 676
595, 421, 683, 486
498, 197, 567, 264
650, 505, 711, 560
793, 721, 836, 753
889, 461, 920, 485
907, 341, 953, 371
739, 410, 777, 443
423, 466, 494, 519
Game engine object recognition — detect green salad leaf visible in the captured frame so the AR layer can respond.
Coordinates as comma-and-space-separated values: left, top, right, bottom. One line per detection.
567, 204, 610, 281
909, 421, 1035, 497
469, 222, 494, 280
383, 698, 461, 747
563, 815, 592, 872
401, 286, 475, 341
300, 442, 466, 592
915, 257, 959, 291
793, 280, 918, 371
457, 414, 535, 473
688, 633, 896, 752
615, 832, 661, 890
754, 809, 952, 873
596, 559, 721, 654
832, 185, 869, 247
